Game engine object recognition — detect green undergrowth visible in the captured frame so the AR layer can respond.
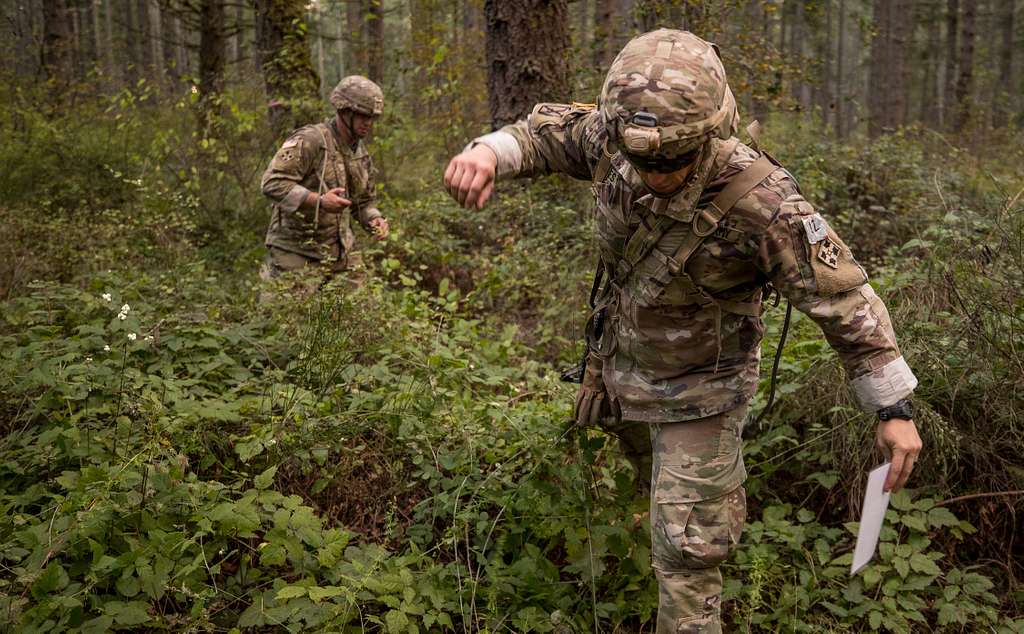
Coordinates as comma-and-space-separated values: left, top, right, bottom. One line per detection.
1, 83, 1023, 631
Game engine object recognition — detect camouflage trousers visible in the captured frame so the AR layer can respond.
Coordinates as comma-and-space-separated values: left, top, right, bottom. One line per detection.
600, 407, 748, 633
259, 246, 365, 302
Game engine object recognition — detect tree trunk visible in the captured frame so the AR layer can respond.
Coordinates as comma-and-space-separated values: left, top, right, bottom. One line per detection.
42, 0, 74, 84
992, 0, 1014, 128
254, 0, 322, 134
199, 0, 226, 100
365, 0, 384, 83
921, 8, 942, 128
136, 0, 153, 74
942, 0, 959, 129
345, 0, 366, 74
953, 0, 975, 131
889, 0, 910, 128
149, 0, 164, 83
485, 0, 570, 128
867, 0, 891, 137
835, 0, 846, 138
410, 0, 439, 116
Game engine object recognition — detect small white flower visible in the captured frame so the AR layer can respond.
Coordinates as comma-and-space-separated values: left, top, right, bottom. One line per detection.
103, 345, 111, 352
127, 333, 137, 341
218, 549, 225, 556
121, 303, 130, 314
101, 293, 112, 302
267, 439, 277, 446
145, 335, 154, 342
85, 357, 93, 362
118, 312, 128, 320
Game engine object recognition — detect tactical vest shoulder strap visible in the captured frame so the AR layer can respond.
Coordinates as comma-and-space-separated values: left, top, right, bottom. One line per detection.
665, 153, 780, 276
592, 148, 613, 185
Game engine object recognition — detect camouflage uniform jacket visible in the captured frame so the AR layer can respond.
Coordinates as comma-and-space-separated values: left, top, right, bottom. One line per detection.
474, 104, 918, 423
261, 118, 382, 261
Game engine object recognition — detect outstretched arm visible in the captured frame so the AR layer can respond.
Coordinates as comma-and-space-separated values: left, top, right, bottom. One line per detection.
443, 104, 605, 209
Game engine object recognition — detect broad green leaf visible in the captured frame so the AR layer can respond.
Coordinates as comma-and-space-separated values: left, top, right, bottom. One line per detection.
275, 585, 308, 600
255, 465, 277, 490
909, 552, 941, 576
308, 586, 344, 602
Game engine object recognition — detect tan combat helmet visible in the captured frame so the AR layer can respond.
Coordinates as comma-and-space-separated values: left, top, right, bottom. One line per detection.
329, 75, 385, 116
600, 29, 738, 171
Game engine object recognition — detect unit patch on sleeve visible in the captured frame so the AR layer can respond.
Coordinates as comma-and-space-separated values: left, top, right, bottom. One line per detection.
817, 237, 841, 269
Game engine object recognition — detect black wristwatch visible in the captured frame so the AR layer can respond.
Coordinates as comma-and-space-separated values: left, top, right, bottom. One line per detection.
877, 399, 914, 421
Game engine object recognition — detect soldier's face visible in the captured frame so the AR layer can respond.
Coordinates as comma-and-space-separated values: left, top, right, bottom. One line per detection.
637, 161, 697, 194
351, 113, 376, 138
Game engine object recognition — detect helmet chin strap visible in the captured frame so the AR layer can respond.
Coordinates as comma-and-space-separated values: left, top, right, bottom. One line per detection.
337, 109, 361, 147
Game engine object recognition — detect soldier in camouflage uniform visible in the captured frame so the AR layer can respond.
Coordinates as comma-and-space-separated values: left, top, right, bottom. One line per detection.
260, 75, 390, 293
444, 30, 922, 633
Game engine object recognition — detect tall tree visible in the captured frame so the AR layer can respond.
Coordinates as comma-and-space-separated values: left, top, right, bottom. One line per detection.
365, 0, 384, 83
344, 0, 366, 74
921, 7, 943, 128
484, 0, 571, 128
868, 0, 909, 137
942, 0, 959, 129
867, 0, 891, 137
253, 0, 321, 134
993, 0, 1015, 128
42, 0, 74, 83
198, 0, 226, 100
953, 0, 975, 131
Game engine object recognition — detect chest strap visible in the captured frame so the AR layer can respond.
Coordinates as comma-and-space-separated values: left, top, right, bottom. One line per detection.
664, 153, 779, 277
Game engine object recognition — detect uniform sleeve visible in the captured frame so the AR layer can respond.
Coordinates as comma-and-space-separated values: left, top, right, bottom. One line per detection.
260, 128, 321, 212
472, 104, 606, 181
753, 187, 917, 413
354, 155, 382, 230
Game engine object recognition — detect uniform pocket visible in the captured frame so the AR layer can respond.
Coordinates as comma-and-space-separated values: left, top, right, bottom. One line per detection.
651, 487, 746, 571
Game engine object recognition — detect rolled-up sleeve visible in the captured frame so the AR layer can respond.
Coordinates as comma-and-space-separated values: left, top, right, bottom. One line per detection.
471, 103, 606, 182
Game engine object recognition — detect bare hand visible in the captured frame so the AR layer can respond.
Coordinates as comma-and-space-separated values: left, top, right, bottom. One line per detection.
319, 187, 351, 213
369, 217, 390, 240
876, 418, 922, 492
443, 144, 498, 209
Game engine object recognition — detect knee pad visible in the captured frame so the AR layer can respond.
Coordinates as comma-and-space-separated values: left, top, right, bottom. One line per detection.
651, 487, 746, 572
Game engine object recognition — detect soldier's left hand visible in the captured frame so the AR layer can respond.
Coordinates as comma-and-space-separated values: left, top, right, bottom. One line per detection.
875, 418, 922, 492
370, 217, 390, 240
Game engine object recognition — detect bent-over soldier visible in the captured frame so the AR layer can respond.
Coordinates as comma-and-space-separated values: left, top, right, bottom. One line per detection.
444, 29, 922, 633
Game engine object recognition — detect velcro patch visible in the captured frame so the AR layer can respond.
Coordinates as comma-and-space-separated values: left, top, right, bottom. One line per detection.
282, 137, 300, 149
802, 214, 828, 244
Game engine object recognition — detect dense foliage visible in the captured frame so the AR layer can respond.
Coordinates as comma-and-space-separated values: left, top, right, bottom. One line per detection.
1, 78, 1023, 633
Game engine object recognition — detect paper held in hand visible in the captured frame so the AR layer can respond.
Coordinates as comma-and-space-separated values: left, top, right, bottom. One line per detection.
851, 462, 892, 576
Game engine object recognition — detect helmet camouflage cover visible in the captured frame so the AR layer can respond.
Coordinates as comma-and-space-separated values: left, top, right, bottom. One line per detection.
329, 75, 385, 116
600, 29, 738, 167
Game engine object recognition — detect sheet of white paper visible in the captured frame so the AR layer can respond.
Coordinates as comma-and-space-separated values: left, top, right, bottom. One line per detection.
851, 462, 892, 575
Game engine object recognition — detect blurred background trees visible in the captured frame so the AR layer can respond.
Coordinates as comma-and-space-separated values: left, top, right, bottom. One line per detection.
5, 0, 1019, 139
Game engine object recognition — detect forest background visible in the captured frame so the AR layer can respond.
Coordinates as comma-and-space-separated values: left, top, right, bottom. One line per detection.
1, 0, 1023, 631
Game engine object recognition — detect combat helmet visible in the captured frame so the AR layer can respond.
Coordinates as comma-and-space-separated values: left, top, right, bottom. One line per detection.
329, 75, 384, 116
600, 29, 737, 171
